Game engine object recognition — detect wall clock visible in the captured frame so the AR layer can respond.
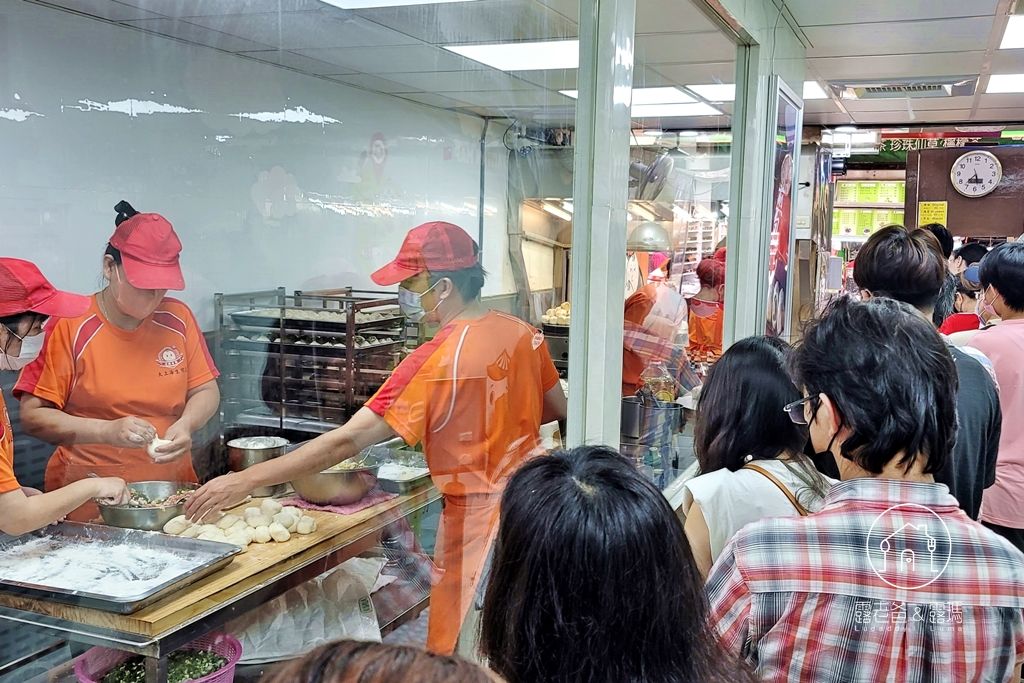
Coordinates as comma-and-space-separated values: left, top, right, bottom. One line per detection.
951, 150, 1002, 198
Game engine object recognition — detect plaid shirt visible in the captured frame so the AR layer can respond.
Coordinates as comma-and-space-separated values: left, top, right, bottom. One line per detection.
707, 479, 1024, 683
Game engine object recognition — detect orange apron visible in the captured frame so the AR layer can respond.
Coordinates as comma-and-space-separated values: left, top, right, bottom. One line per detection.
426, 493, 501, 654
687, 300, 724, 362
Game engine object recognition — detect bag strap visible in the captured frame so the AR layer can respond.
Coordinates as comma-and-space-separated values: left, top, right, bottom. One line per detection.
741, 462, 810, 516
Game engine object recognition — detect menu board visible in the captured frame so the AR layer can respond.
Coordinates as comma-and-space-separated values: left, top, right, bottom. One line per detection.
857, 210, 875, 235
856, 182, 879, 203
873, 209, 894, 229
836, 182, 858, 204
878, 182, 901, 204
839, 209, 858, 235
832, 210, 841, 235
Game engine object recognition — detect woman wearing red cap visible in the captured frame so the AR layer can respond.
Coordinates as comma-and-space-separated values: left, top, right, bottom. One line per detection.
16, 202, 220, 522
187, 221, 566, 654
0, 258, 129, 535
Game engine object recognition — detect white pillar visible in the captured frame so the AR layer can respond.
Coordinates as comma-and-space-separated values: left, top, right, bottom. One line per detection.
566, 0, 636, 447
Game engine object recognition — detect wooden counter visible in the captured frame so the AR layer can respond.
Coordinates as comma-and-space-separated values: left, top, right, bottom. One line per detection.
0, 487, 439, 640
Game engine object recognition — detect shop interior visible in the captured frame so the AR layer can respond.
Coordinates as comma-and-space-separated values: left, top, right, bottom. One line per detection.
1, 0, 1023, 680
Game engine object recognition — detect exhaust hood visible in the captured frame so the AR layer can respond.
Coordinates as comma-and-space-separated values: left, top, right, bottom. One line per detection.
829, 77, 978, 100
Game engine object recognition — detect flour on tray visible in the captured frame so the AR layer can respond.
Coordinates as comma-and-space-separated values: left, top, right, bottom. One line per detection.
0, 536, 211, 599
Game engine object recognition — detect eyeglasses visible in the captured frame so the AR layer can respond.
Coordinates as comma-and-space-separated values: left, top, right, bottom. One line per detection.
783, 396, 819, 425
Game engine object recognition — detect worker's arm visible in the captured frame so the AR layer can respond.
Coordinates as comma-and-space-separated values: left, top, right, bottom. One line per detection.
541, 383, 567, 425
0, 478, 129, 537
683, 501, 714, 580
19, 394, 156, 449
151, 380, 221, 464
185, 407, 398, 521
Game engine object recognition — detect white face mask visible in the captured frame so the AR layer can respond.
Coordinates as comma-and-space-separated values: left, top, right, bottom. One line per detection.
0, 328, 44, 372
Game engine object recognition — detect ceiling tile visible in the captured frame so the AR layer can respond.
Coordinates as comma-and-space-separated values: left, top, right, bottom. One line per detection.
120, 17, 276, 51
378, 70, 541, 92
634, 0, 718, 35
354, 1, 577, 45
238, 50, 357, 75
533, 0, 578, 24
811, 52, 986, 81
977, 93, 1024, 108
182, 11, 420, 49
113, 0, 324, 17
804, 112, 855, 126
841, 96, 976, 113
850, 109, 974, 124
392, 92, 474, 109
803, 100, 841, 114
787, 0, 998, 27
649, 62, 736, 88
293, 44, 487, 73
988, 49, 1024, 74
508, 68, 577, 89
325, 73, 422, 93
804, 18, 994, 58
37, 0, 165, 21
636, 32, 736, 65
630, 114, 732, 129
434, 88, 572, 107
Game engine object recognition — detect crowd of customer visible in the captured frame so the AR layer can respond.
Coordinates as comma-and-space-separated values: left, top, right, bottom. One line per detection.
259, 230, 1024, 683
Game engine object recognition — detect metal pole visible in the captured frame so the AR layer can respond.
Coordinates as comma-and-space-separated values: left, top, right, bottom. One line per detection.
566, 0, 636, 447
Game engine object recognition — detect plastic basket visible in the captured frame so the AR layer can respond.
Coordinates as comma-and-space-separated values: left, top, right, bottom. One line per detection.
74, 633, 242, 683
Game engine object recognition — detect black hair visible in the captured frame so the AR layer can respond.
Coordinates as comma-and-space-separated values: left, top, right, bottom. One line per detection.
932, 272, 957, 327
104, 200, 138, 265
788, 297, 957, 476
0, 312, 46, 357
429, 262, 487, 302
953, 242, 988, 266
955, 274, 979, 299
978, 241, 1024, 312
853, 225, 946, 311
921, 223, 953, 259
481, 446, 751, 683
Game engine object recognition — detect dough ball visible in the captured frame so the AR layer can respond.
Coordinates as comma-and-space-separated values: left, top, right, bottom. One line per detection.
260, 499, 283, 516
243, 507, 263, 520
253, 526, 272, 544
273, 512, 297, 533
162, 515, 189, 536
225, 531, 250, 547
268, 522, 291, 543
180, 524, 202, 539
281, 506, 302, 519
200, 524, 221, 535
246, 514, 272, 529
229, 519, 249, 534
242, 527, 255, 544
546, 308, 556, 316
216, 514, 241, 530
146, 437, 173, 459
197, 531, 226, 542
296, 516, 317, 535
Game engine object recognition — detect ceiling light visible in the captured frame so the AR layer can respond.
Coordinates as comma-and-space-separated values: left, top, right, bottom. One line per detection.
632, 103, 723, 117
541, 202, 572, 221
686, 83, 735, 102
1000, 15, 1024, 49
803, 81, 828, 100
641, 129, 664, 136
629, 203, 658, 221
561, 201, 573, 214
444, 40, 578, 71
987, 73, 1024, 93
678, 130, 700, 137
560, 90, 578, 99
835, 125, 858, 132
320, 0, 473, 7
632, 87, 694, 105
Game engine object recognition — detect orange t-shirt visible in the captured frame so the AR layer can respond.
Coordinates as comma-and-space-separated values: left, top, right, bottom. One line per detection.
0, 391, 19, 494
367, 311, 560, 497
15, 296, 219, 505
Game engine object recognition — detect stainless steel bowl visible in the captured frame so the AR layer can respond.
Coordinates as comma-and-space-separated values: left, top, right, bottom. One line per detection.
97, 481, 198, 531
227, 436, 289, 497
290, 455, 382, 506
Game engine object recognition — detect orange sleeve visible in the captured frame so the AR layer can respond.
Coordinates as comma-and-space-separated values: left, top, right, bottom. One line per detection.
13, 318, 76, 409
183, 306, 220, 390
537, 336, 560, 393
0, 394, 19, 494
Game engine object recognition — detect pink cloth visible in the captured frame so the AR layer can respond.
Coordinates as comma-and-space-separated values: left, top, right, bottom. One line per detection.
969, 319, 1024, 529
281, 488, 397, 515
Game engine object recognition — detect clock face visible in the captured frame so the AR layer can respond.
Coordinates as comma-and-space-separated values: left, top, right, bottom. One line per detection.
951, 151, 1002, 198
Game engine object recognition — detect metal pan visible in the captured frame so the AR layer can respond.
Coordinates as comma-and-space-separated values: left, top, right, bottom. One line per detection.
0, 522, 239, 614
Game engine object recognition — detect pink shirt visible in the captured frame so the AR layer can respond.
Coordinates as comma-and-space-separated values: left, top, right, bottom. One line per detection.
969, 319, 1024, 528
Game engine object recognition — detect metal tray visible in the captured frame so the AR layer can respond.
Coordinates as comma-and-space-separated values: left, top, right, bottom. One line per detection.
230, 310, 404, 333
0, 522, 239, 614
378, 473, 432, 495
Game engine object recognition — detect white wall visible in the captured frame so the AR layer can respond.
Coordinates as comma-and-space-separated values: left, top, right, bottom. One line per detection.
0, 2, 514, 330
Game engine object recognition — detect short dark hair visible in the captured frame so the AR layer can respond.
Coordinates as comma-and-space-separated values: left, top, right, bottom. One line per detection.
428, 262, 486, 302
932, 272, 957, 327
953, 242, 988, 266
853, 225, 946, 310
481, 446, 748, 683
978, 241, 1024, 312
788, 297, 958, 476
921, 223, 954, 259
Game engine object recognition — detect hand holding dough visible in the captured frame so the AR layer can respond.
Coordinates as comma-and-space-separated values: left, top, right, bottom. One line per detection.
268, 522, 290, 542
146, 437, 173, 459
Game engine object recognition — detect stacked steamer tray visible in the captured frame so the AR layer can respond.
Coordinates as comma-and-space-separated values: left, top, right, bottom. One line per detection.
215, 288, 406, 426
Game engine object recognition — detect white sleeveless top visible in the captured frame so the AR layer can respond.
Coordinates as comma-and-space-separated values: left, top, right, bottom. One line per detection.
682, 458, 835, 562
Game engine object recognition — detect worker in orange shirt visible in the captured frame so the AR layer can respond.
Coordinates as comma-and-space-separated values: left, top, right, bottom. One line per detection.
186, 221, 568, 654
16, 201, 220, 522
687, 257, 725, 363
0, 259, 129, 535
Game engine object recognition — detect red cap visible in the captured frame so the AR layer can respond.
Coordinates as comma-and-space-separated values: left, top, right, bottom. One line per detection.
371, 222, 479, 286
109, 213, 185, 290
0, 258, 91, 319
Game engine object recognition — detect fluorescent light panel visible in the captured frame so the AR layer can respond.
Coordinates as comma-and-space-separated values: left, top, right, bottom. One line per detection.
1000, 15, 1024, 49
631, 102, 723, 117
803, 81, 828, 100
686, 83, 735, 102
321, 0, 473, 7
444, 40, 578, 71
987, 73, 1024, 93
541, 202, 572, 221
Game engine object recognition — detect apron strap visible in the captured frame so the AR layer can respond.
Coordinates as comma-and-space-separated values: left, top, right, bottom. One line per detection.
741, 462, 810, 516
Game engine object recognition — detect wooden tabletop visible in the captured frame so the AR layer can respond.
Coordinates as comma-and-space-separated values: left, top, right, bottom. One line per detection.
0, 487, 439, 639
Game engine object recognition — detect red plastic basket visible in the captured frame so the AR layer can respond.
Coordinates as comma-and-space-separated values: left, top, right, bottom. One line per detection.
75, 633, 242, 683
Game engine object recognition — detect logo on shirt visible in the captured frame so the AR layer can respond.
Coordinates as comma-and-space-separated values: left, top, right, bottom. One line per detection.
866, 503, 953, 590
156, 345, 185, 369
